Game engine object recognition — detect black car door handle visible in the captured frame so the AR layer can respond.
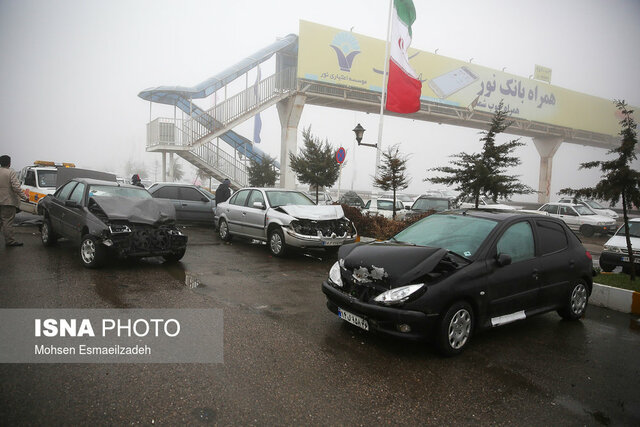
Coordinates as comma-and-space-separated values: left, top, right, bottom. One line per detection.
532, 269, 540, 280
181, 203, 188, 207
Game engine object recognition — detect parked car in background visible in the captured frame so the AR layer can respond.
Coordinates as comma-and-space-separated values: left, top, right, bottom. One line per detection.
599, 218, 640, 273
408, 195, 452, 216
39, 178, 187, 268
537, 202, 616, 237
338, 191, 365, 208
362, 198, 406, 220
148, 183, 216, 225
558, 198, 619, 219
383, 193, 415, 209
215, 188, 357, 257
459, 196, 519, 210
322, 210, 593, 355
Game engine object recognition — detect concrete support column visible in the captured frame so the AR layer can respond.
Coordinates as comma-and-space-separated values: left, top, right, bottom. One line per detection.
533, 137, 563, 204
162, 152, 166, 182
169, 153, 174, 182
276, 94, 306, 189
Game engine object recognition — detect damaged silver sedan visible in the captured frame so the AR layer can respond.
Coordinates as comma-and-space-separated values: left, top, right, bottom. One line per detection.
215, 188, 357, 257
39, 178, 188, 268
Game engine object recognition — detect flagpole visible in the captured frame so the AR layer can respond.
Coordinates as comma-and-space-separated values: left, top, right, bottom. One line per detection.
376, 0, 394, 179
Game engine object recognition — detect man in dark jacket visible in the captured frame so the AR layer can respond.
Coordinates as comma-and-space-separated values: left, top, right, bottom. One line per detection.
131, 174, 145, 188
215, 178, 231, 204
0, 155, 28, 247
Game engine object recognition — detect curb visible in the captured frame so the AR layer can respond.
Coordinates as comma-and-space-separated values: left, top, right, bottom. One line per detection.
590, 283, 640, 315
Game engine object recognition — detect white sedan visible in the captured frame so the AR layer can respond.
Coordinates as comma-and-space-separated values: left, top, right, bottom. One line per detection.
538, 202, 617, 237
362, 198, 406, 220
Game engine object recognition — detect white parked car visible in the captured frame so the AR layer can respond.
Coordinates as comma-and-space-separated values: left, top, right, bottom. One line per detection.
599, 218, 640, 272
558, 198, 618, 219
362, 198, 406, 220
459, 196, 520, 210
382, 193, 414, 209
537, 202, 617, 237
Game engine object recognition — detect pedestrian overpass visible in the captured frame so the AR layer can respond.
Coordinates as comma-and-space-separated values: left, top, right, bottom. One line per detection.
140, 21, 625, 201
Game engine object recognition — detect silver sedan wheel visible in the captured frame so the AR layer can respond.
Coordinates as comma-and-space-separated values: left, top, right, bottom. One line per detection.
81, 239, 96, 264
269, 232, 283, 255
570, 283, 587, 315
448, 308, 472, 350
219, 221, 228, 239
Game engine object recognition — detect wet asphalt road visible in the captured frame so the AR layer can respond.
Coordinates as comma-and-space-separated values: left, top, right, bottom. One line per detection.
1, 224, 639, 426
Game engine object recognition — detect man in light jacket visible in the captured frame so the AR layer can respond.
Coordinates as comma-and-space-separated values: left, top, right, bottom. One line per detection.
0, 155, 28, 247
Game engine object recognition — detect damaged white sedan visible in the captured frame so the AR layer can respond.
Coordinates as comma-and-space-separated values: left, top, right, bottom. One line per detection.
215, 188, 358, 256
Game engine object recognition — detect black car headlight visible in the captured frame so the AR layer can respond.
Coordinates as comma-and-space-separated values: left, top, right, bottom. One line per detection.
374, 284, 424, 305
328, 260, 343, 287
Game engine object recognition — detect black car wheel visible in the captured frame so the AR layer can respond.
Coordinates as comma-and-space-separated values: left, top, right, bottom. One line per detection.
40, 217, 57, 247
80, 235, 106, 268
436, 301, 474, 356
580, 225, 594, 237
163, 248, 186, 263
599, 260, 615, 273
558, 281, 588, 320
218, 219, 232, 242
268, 227, 287, 257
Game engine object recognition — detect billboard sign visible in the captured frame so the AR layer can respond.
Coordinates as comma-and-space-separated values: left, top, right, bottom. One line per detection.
298, 20, 633, 137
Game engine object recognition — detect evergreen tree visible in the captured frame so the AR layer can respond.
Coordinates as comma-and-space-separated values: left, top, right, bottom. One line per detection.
247, 155, 278, 187
427, 101, 534, 207
373, 144, 410, 219
289, 126, 340, 203
559, 100, 640, 280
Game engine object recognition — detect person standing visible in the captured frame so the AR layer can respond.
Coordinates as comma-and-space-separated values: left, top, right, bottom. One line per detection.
0, 155, 28, 247
215, 178, 232, 204
131, 174, 145, 188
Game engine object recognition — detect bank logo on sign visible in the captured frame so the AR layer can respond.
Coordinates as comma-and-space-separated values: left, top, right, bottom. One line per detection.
330, 32, 360, 72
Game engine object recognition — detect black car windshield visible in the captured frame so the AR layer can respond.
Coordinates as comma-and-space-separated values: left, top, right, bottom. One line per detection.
393, 214, 498, 257
88, 185, 152, 199
265, 191, 314, 207
37, 170, 57, 188
615, 222, 640, 238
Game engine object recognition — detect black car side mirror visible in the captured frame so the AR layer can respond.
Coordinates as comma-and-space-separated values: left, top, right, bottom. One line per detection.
496, 253, 512, 267
201, 197, 209, 203
65, 200, 80, 208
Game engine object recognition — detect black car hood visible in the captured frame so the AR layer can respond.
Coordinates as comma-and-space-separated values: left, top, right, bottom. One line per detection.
90, 196, 176, 225
339, 242, 456, 288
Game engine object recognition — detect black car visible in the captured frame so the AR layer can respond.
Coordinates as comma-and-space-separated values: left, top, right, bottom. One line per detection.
406, 196, 453, 219
39, 178, 188, 268
322, 210, 593, 356
338, 191, 365, 208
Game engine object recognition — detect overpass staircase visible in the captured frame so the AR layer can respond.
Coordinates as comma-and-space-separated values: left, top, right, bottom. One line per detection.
140, 35, 298, 190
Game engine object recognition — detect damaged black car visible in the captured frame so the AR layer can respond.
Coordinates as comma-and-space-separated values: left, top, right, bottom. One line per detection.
322, 210, 593, 356
39, 178, 188, 268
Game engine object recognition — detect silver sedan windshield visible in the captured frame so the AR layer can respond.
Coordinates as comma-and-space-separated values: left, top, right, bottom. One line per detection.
265, 191, 314, 207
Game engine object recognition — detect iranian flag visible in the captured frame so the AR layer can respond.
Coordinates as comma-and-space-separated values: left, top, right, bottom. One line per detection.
385, 0, 421, 114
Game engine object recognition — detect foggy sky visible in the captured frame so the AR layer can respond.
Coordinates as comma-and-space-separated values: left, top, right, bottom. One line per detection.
1, 0, 639, 201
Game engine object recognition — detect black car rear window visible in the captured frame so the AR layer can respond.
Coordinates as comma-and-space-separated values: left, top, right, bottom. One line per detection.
536, 220, 568, 255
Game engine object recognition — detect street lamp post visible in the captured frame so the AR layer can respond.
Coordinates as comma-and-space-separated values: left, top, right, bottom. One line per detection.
352, 124, 377, 148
